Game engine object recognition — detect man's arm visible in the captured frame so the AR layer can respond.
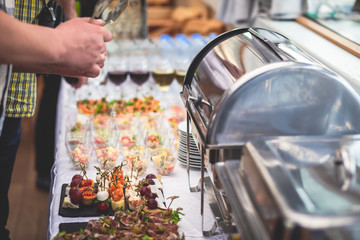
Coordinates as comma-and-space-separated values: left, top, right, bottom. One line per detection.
0, 11, 62, 66
59, 0, 78, 20
0, 11, 112, 77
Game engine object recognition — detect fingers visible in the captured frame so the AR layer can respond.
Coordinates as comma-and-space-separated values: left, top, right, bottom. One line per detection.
101, 27, 113, 42
96, 53, 106, 68
101, 43, 107, 55
71, 17, 104, 26
61, 65, 101, 79
75, 17, 113, 42
77, 17, 92, 23
96, 42, 107, 67
86, 17, 113, 42
91, 19, 105, 26
86, 65, 101, 78
55, 17, 110, 77
72, 66, 101, 78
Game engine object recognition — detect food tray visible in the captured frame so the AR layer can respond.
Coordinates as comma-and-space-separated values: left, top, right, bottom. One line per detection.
59, 184, 115, 217
59, 183, 166, 217
59, 222, 87, 234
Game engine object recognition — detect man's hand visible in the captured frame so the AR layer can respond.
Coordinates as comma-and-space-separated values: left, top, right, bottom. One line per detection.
0, 11, 112, 78
53, 18, 112, 77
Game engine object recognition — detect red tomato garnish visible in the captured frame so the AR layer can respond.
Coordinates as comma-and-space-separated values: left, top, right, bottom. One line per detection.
97, 202, 108, 211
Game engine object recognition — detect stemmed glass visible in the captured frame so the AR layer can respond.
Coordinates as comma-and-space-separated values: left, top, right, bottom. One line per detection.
64, 76, 79, 87
152, 137, 177, 175
123, 120, 149, 176
107, 55, 128, 100
175, 69, 186, 87
91, 114, 122, 170
65, 118, 93, 170
128, 41, 150, 96
125, 144, 149, 176
141, 115, 177, 175
152, 56, 175, 92
64, 77, 79, 109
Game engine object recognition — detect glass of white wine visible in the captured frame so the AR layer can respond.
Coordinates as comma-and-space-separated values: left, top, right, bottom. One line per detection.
152, 56, 175, 92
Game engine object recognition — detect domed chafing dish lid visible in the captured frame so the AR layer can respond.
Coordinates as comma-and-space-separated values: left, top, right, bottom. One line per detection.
207, 61, 360, 147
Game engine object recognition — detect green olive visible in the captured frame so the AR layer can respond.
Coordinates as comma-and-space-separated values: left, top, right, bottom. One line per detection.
104, 219, 112, 226
64, 233, 72, 240
99, 226, 108, 234
132, 226, 142, 234
156, 225, 166, 233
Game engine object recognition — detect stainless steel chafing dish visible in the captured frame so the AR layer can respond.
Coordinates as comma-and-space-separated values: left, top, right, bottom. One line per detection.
179, 27, 360, 236
216, 136, 360, 240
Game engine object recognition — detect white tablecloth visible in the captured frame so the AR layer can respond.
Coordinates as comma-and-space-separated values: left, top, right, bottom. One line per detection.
47, 79, 227, 240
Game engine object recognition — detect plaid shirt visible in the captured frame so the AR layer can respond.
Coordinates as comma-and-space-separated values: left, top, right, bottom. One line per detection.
6, 0, 45, 118
0, 0, 14, 134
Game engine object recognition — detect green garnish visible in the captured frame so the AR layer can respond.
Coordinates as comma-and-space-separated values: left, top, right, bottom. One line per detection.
109, 99, 118, 105
53, 231, 66, 238
95, 103, 104, 113
141, 235, 152, 240
170, 209, 184, 224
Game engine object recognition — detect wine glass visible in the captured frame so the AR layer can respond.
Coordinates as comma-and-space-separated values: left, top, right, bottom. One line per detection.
119, 117, 139, 156
91, 114, 122, 170
122, 119, 149, 176
65, 119, 93, 170
128, 53, 150, 96
107, 55, 128, 100
64, 76, 79, 87
145, 129, 164, 157
152, 56, 175, 92
175, 70, 186, 87
125, 145, 149, 176
152, 138, 177, 175
94, 141, 122, 170
64, 76, 79, 108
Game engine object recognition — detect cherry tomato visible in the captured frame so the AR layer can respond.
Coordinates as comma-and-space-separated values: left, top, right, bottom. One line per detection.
112, 195, 121, 202
97, 202, 108, 211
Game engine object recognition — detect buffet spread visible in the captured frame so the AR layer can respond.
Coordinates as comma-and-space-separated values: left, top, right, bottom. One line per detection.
47, 70, 225, 239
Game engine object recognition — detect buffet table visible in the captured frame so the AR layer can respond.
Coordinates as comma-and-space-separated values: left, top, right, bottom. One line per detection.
47, 77, 225, 240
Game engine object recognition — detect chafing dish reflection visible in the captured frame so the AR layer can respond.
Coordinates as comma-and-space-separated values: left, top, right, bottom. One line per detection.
216, 136, 360, 240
